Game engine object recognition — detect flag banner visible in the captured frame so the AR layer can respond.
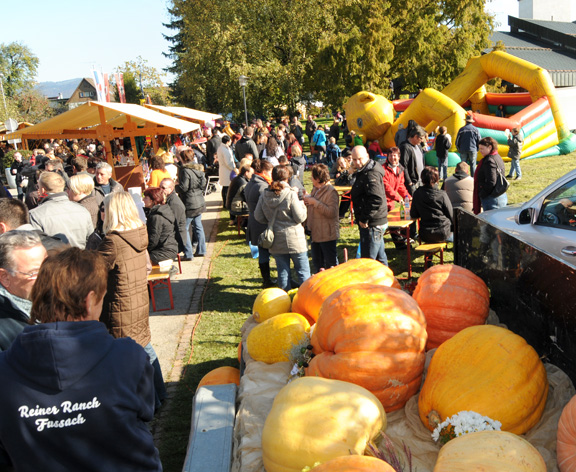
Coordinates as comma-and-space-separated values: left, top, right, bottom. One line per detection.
92, 70, 106, 102
103, 73, 110, 102
115, 73, 126, 103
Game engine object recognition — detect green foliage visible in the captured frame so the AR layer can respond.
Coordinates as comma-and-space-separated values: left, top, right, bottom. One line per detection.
165, 0, 494, 116
114, 57, 171, 105
3, 149, 33, 171
0, 42, 47, 123
0, 42, 39, 99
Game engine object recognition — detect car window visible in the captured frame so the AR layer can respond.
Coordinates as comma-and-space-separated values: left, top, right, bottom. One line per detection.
538, 179, 576, 229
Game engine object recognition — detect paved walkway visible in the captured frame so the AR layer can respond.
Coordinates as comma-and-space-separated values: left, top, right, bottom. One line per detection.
149, 190, 223, 386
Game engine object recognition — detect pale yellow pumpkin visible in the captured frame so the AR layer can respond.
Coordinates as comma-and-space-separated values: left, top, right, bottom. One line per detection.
310, 455, 396, 471
262, 377, 386, 472
418, 325, 548, 435
246, 312, 310, 363
252, 287, 291, 323
433, 431, 546, 471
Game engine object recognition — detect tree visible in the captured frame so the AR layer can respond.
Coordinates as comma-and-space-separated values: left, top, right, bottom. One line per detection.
114, 57, 171, 105
14, 90, 54, 123
0, 42, 39, 98
164, 0, 494, 117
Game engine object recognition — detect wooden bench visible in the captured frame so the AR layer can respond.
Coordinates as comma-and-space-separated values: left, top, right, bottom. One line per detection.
182, 384, 237, 472
414, 242, 447, 269
147, 266, 174, 312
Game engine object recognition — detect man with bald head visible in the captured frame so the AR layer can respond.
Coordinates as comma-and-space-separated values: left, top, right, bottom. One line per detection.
349, 145, 388, 265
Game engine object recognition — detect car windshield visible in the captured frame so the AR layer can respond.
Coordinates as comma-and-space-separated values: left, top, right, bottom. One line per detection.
538, 179, 576, 229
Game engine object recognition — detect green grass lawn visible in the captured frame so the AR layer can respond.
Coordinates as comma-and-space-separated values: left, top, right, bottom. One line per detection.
157, 135, 576, 470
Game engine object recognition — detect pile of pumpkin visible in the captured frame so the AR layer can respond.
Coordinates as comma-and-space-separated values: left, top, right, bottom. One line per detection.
200, 259, 576, 471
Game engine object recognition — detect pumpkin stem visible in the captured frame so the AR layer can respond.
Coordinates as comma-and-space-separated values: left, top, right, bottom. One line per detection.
428, 410, 442, 429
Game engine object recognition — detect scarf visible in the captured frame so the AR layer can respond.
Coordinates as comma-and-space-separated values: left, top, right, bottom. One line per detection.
256, 172, 272, 185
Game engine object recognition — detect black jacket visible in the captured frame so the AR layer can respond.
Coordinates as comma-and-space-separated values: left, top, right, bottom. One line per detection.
0, 294, 29, 352
350, 160, 388, 227
410, 186, 453, 243
435, 134, 451, 160
177, 163, 206, 217
476, 153, 506, 199
145, 204, 178, 264
245, 174, 270, 246
399, 142, 423, 187
165, 191, 188, 253
0, 321, 161, 471
205, 135, 222, 166
226, 175, 249, 215
235, 136, 259, 161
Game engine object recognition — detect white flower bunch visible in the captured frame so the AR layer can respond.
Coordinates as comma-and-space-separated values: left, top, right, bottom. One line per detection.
432, 410, 502, 444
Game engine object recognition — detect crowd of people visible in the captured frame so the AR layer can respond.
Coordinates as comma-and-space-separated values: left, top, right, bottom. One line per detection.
0, 109, 514, 469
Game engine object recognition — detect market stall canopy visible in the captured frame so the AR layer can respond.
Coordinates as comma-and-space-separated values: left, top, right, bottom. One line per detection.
143, 104, 222, 125
0, 122, 33, 141
9, 101, 200, 141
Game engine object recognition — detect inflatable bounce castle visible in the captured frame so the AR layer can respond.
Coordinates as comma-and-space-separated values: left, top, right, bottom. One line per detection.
344, 51, 576, 165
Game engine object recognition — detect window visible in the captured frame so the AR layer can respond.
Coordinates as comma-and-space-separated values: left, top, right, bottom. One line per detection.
538, 179, 576, 228
79, 91, 95, 98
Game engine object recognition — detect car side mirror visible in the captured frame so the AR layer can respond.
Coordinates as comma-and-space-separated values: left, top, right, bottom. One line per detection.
517, 208, 533, 225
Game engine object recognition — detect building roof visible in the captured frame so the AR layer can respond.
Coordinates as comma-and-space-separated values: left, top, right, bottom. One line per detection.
522, 18, 576, 36
487, 17, 576, 86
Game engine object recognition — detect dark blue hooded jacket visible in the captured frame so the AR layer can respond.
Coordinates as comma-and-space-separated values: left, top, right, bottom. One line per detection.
0, 321, 162, 471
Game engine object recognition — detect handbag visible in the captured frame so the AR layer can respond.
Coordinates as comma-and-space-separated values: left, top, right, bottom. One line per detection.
491, 163, 510, 198
258, 190, 289, 249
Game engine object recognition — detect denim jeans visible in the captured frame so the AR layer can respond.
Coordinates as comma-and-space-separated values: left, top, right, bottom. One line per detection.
437, 158, 448, 181
358, 224, 388, 265
258, 245, 271, 264
185, 214, 206, 259
144, 343, 167, 409
460, 151, 477, 176
509, 159, 521, 178
273, 252, 311, 292
481, 192, 508, 212
311, 240, 339, 273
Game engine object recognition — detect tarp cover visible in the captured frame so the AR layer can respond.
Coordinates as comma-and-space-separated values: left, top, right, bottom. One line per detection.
144, 104, 222, 124
10, 101, 199, 138
232, 312, 575, 472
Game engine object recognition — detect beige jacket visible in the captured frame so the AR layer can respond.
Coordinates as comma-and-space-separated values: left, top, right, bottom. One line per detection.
306, 184, 340, 243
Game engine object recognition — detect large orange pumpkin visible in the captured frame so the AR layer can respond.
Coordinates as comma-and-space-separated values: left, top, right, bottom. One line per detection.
412, 264, 490, 350
196, 366, 240, 392
418, 325, 548, 435
305, 284, 427, 412
292, 258, 401, 323
557, 394, 576, 472
310, 455, 396, 471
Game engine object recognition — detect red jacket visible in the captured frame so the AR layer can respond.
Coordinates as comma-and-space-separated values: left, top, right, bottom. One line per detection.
383, 162, 410, 211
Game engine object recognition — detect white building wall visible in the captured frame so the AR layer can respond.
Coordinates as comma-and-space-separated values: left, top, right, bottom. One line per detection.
519, 0, 576, 21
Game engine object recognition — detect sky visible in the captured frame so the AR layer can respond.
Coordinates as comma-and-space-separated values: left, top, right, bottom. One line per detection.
485, 0, 519, 31
2, 0, 175, 84
2, 0, 519, 86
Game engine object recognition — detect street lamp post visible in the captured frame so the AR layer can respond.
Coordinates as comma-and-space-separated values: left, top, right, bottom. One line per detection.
0, 73, 8, 121
239, 75, 249, 128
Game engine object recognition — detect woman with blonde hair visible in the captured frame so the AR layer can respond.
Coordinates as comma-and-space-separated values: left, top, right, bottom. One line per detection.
67, 173, 98, 228
98, 191, 166, 409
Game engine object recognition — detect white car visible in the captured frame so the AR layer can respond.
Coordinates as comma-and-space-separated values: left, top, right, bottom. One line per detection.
477, 169, 576, 268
